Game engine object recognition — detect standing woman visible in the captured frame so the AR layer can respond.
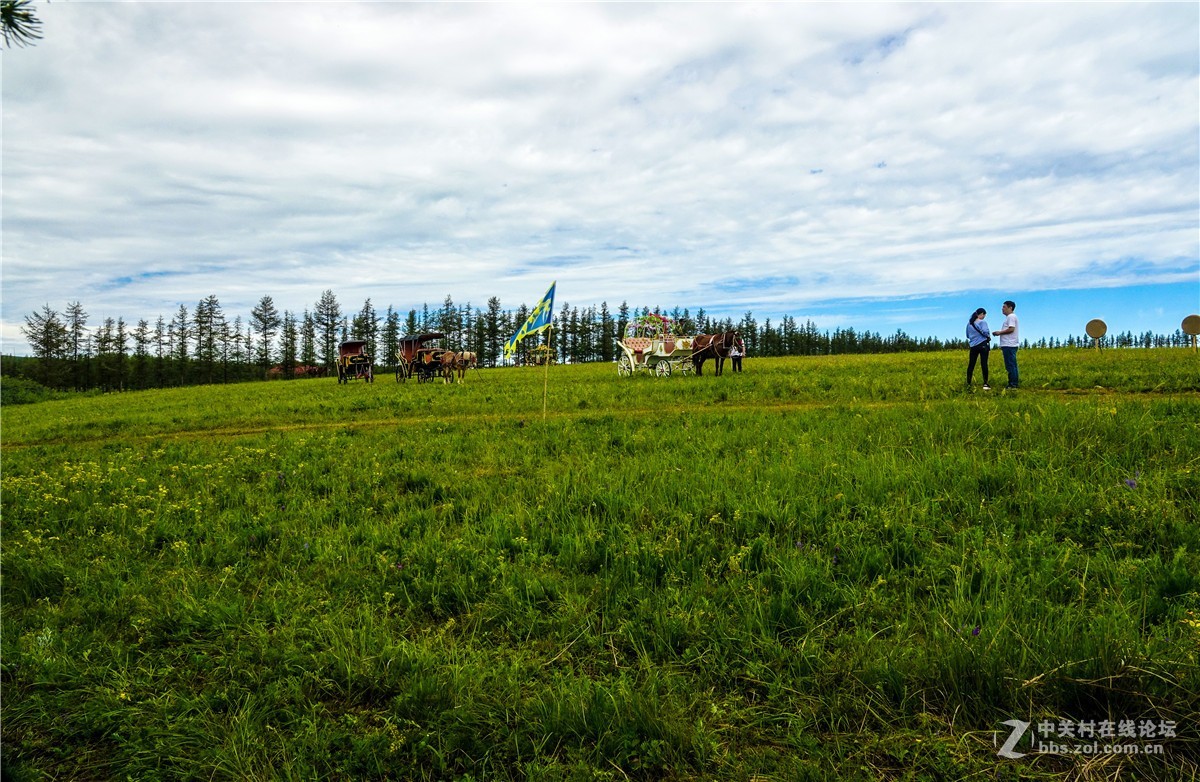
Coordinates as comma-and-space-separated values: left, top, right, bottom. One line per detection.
966, 308, 991, 390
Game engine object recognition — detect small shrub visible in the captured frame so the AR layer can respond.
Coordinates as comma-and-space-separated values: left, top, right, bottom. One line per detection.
0, 376, 61, 406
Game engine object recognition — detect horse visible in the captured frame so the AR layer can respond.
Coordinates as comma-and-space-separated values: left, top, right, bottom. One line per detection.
439, 351, 458, 383
455, 351, 478, 381
690, 330, 740, 376
439, 351, 477, 383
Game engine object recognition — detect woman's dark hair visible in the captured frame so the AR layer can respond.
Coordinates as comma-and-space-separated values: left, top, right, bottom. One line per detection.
970, 308, 986, 324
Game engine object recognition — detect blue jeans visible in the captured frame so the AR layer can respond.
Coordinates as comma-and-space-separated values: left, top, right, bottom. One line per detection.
1001, 347, 1019, 388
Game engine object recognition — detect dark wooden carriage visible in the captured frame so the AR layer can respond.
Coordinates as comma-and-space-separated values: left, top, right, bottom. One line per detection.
336, 340, 374, 384
395, 332, 449, 384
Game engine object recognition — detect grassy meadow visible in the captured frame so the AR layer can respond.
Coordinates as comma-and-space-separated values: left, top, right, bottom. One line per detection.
3, 349, 1199, 781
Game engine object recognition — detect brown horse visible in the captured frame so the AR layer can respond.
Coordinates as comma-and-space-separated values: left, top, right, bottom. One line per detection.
457, 351, 478, 377
267, 364, 326, 379
440, 351, 478, 383
439, 351, 458, 383
690, 330, 739, 376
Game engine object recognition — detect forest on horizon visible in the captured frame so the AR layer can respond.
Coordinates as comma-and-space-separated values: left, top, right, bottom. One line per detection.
10, 290, 1194, 394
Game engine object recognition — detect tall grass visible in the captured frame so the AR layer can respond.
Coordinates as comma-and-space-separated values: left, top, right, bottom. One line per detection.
3, 349, 1198, 780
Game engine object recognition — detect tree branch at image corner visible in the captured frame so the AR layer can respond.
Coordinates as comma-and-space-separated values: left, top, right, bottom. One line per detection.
2, 0, 43, 48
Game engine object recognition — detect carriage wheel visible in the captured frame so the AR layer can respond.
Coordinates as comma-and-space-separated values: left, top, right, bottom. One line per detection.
617, 355, 633, 377
655, 360, 671, 377
681, 358, 694, 376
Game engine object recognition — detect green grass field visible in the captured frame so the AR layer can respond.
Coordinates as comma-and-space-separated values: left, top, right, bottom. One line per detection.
3, 349, 1198, 781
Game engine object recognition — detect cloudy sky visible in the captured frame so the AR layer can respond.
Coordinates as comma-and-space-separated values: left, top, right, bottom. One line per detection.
3, 2, 1197, 351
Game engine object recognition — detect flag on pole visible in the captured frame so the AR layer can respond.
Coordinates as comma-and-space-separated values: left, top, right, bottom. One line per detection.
503, 282, 556, 356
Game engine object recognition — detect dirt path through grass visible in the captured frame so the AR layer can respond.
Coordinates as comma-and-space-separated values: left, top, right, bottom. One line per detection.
10, 388, 1198, 449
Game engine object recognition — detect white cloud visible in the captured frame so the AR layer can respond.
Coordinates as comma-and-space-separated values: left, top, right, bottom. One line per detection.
2, 2, 1197, 349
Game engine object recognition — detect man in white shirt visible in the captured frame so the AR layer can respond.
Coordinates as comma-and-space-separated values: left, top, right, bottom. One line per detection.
730, 337, 745, 373
994, 300, 1019, 389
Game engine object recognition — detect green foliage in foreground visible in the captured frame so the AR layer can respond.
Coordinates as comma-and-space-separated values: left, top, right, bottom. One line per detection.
3, 350, 1199, 781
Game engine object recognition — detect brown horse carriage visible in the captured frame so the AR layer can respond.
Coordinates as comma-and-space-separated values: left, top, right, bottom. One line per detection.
336, 340, 374, 384
395, 332, 450, 383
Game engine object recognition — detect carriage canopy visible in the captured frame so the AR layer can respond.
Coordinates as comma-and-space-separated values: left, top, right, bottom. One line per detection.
338, 340, 370, 358
396, 332, 446, 362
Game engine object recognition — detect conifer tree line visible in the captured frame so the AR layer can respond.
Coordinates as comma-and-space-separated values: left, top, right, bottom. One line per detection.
12, 290, 1195, 392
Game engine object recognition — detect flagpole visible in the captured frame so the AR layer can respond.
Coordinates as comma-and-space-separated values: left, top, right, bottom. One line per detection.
542, 321, 553, 421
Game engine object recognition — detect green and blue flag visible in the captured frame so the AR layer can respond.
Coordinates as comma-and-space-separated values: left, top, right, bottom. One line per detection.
504, 282, 556, 356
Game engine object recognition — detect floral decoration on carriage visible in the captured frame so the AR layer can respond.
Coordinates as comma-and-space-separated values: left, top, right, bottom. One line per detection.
616, 314, 695, 377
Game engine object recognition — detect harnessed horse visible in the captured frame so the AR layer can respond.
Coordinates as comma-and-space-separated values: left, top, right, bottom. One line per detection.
690, 330, 739, 376
440, 351, 478, 383
454, 351, 478, 381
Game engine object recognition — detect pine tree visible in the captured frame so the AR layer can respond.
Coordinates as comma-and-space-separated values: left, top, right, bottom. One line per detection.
511, 304, 529, 365
244, 323, 255, 376
20, 304, 68, 387
569, 307, 582, 363
781, 315, 797, 355
153, 315, 168, 387
172, 304, 191, 385
740, 311, 758, 352
221, 314, 237, 382
382, 306, 400, 369
93, 317, 116, 390
132, 319, 151, 389
211, 298, 226, 379
351, 299, 380, 361
439, 296, 459, 347
229, 315, 244, 370
485, 297, 503, 367
458, 306, 470, 352
599, 302, 615, 362
114, 318, 129, 390
557, 301, 571, 363
471, 306, 487, 360
250, 295, 281, 373
314, 290, 342, 368
194, 295, 224, 383
300, 310, 316, 368
64, 301, 89, 389
280, 311, 299, 378
761, 318, 777, 356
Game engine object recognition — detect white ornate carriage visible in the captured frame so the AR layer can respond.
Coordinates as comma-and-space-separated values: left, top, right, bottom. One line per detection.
616, 314, 695, 377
